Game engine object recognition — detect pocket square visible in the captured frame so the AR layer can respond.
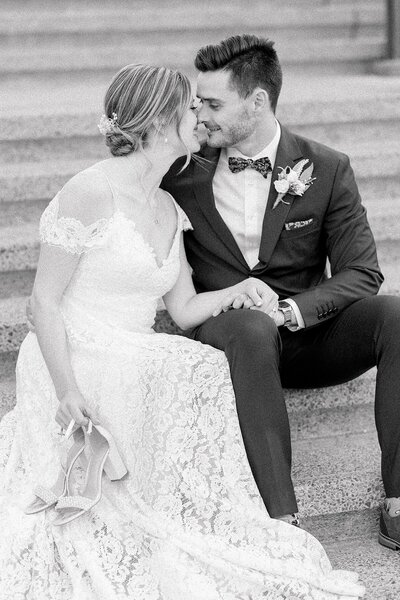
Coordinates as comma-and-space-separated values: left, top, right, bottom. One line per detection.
284, 218, 314, 231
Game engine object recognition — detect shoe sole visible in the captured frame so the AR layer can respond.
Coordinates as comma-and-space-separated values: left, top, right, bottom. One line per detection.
378, 531, 400, 550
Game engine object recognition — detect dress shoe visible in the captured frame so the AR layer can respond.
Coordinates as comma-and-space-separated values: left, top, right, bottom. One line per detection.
379, 506, 400, 550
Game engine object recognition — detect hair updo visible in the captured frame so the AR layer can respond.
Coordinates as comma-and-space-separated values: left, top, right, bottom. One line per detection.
103, 64, 192, 157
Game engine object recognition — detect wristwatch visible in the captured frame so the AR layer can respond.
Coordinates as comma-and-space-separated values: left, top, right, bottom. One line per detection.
278, 301, 293, 327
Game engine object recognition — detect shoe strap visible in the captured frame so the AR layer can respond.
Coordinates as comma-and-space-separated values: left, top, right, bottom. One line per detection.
33, 485, 59, 505
56, 495, 94, 511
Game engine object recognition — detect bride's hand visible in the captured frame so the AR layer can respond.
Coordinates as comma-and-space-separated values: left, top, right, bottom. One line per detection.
56, 390, 98, 429
213, 278, 278, 316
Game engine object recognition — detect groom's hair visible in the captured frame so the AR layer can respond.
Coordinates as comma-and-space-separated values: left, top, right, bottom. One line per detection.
195, 34, 282, 112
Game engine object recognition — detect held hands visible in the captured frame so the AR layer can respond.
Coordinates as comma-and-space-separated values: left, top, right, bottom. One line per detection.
56, 389, 98, 430
213, 278, 281, 322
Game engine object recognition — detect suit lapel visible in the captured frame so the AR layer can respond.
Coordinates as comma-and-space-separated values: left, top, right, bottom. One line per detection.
192, 146, 249, 270
256, 126, 304, 268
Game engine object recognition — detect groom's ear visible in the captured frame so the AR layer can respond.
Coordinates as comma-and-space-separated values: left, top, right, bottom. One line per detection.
253, 88, 271, 113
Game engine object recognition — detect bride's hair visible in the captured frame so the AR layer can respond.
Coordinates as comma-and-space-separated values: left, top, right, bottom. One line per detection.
103, 64, 192, 160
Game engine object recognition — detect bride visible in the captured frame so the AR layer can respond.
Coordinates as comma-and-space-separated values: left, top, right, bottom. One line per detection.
0, 64, 364, 599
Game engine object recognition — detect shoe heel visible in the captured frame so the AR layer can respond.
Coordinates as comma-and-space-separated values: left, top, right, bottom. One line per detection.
103, 442, 127, 481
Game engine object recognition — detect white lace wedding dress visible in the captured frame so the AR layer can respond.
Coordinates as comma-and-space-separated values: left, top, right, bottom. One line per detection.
0, 175, 364, 599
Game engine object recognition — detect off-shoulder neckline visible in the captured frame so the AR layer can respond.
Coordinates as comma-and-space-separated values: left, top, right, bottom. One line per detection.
47, 194, 185, 270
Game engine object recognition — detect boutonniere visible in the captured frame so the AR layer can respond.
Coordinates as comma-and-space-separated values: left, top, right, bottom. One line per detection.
273, 159, 316, 209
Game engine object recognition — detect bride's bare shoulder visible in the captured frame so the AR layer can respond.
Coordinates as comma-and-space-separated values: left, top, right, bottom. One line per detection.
57, 167, 114, 225
158, 188, 179, 222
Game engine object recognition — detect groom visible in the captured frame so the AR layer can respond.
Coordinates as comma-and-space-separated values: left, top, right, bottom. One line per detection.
162, 34, 400, 548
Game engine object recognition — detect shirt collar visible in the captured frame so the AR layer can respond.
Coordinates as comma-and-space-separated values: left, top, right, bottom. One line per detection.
224, 120, 281, 168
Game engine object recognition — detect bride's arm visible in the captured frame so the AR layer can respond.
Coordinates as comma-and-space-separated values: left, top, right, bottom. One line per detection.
32, 244, 98, 429
31, 172, 111, 428
32, 245, 81, 397
163, 235, 279, 330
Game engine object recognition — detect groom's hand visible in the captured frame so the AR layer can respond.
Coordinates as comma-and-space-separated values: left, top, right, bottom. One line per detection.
244, 278, 279, 315
213, 278, 278, 316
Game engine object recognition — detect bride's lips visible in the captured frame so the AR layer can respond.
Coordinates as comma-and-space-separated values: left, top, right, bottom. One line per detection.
194, 124, 209, 145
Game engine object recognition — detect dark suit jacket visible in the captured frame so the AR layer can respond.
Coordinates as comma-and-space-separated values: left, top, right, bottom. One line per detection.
161, 125, 383, 328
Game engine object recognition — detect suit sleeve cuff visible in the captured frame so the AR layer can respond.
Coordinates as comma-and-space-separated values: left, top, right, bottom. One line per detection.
285, 298, 305, 331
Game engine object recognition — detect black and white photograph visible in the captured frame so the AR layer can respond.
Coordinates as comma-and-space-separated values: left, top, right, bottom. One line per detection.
1, 1, 400, 598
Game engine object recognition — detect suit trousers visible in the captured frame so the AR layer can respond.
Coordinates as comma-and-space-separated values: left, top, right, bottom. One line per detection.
187, 295, 400, 518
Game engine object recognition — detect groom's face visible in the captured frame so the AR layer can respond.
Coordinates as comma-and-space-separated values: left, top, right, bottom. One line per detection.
196, 70, 256, 148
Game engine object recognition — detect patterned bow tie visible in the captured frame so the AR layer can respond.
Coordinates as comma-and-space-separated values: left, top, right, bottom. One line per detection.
228, 156, 272, 179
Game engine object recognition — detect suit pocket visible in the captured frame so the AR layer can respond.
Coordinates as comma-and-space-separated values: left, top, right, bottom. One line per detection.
280, 217, 319, 239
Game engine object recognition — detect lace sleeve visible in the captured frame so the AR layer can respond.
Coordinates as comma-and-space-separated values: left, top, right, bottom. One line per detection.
39, 195, 112, 255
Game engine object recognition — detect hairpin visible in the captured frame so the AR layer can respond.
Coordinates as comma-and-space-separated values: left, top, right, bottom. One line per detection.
98, 112, 118, 135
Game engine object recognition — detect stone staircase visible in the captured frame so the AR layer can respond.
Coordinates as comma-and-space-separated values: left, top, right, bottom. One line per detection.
0, 0, 388, 77
1, 1, 400, 596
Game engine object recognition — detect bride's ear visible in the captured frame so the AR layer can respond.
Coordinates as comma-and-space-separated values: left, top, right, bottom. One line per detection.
153, 117, 166, 133
152, 119, 170, 144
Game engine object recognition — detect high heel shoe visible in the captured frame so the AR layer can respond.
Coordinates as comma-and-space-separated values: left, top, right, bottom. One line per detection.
53, 422, 127, 526
24, 420, 85, 515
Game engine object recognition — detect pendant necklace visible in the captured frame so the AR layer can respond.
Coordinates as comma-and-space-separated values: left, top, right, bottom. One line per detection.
128, 156, 161, 226
149, 191, 160, 226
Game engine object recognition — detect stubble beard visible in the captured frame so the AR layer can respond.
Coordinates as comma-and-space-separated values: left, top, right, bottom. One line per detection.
207, 107, 256, 149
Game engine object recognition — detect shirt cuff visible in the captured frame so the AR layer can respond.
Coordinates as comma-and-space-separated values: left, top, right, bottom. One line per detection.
284, 298, 305, 331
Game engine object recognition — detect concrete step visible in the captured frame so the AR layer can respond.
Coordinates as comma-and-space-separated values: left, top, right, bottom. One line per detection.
3, 119, 400, 166
0, 378, 16, 421
0, 224, 39, 272
294, 430, 383, 516
2, 137, 399, 205
0, 270, 36, 299
0, 198, 48, 228
291, 119, 400, 150
305, 509, 400, 600
1, 135, 108, 165
326, 537, 400, 600
379, 245, 400, 297
303, 507, 380, 544
0, 296, 28, 353
0, 35, 386, 78
3, 74, 400, 139
0, 1, 384, 38
0, 0, 381, 11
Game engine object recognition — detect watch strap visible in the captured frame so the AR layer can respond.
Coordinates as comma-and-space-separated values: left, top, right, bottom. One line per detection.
278, 301, 293, 327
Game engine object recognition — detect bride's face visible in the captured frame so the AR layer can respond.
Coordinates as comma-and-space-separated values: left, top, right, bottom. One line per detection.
175, 104, 201, 153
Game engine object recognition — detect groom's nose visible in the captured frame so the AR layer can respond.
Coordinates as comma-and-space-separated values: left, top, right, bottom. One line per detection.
196, 101, 208, 123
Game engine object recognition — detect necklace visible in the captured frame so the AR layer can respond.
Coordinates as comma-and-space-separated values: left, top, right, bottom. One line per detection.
127, 156, 161, 226
149, 191, 160, 226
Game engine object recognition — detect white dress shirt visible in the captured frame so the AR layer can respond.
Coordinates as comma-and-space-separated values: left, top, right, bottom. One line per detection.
213, 121, 305, 329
